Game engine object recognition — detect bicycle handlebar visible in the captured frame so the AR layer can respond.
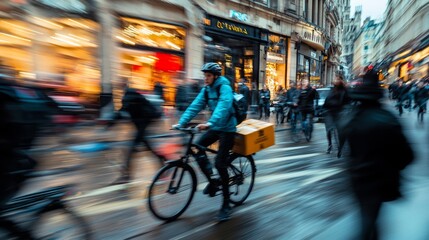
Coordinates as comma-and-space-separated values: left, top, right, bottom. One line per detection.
171, 127, 200, 134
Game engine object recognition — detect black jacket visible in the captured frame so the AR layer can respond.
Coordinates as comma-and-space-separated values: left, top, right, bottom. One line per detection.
259, 90, 270, 104
239, 84, 250, 106
286, 87, 300, 104
414, 87, 429, 106
323, 87, 349, 112
120, 88, 158, 124
298, 87, 318, 112
341, 102, 414, 201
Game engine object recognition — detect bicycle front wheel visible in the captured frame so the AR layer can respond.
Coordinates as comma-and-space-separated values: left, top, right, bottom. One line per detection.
228, 154, 256, 205
147, 163, 197, 221
33, 206, 92, 240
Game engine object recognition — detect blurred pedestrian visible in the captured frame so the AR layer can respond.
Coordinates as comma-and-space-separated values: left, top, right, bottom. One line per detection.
341, 68, 414, 240
393, 80, 408, 116
111, 79, 163, 184
259, 85, 271, 119
238, 78, 250, 110
297, 79, 318, 133
413, 80, 429, 122
323, 75, 349, 157
286, 82, 300, 122
154, 81, 164, 101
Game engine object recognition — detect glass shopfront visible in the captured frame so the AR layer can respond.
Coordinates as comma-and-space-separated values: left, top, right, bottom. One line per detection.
297, 43, 321, 86
116, 17, 186, 105
203, 15, 268, 105
266, 34, 287, 98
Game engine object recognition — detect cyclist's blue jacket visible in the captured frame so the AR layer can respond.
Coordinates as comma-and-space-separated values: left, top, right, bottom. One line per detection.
178, 76, 237, 132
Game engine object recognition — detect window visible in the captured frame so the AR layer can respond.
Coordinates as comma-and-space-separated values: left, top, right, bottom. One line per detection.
254, 0, 268, 5
303, 0, 309, 20
270, 0, 278, 10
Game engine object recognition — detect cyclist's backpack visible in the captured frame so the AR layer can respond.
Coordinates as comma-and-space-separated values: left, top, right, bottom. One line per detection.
204, 85, 247, 124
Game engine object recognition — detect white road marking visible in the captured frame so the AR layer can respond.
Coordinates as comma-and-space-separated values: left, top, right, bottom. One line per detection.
256, 168, 340, 184
72, 167, 341, 218
67, 180, 150, 200
262, 146, 308, 153
256, 153, 322, 164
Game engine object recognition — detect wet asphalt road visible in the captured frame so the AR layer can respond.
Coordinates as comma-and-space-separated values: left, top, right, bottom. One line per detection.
16, 103, 429, 240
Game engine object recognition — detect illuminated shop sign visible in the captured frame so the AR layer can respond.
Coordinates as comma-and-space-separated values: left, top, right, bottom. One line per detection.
203, 15, 260, 40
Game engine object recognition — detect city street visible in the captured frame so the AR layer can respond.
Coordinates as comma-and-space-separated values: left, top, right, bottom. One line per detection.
18, 103, 429, 240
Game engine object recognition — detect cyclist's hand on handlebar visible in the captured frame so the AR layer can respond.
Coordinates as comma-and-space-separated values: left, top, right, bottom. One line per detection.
196, 123, 210, 131
172, 124, 182, 130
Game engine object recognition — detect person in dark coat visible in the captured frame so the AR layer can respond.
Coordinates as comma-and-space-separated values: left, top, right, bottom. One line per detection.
112, 80, 164, 184
413, 81, 429, 120
238, 79, 250, 110
259, 85, 271, 119
340, 68, 414, 240
297, 79, 318, 131
154, 81, 165, 101
323, 75, 349, 157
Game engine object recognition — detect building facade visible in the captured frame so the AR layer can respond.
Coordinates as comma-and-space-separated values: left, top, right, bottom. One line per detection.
378, 0, 429, 83
340, 5, 361, 80
352, 18, 380, 76
0, 0, 346, 110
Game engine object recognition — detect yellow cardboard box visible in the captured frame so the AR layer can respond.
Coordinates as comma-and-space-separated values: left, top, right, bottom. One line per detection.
233, 119, 275, 155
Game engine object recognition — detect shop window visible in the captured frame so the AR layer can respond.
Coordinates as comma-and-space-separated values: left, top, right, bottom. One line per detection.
0, 17, 100, 98
118, 17, 185, 52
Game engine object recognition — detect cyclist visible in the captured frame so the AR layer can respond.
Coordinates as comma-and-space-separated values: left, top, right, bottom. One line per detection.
286, 82, 300, 123
172, 62, 236, 221
297, 79, 318, 137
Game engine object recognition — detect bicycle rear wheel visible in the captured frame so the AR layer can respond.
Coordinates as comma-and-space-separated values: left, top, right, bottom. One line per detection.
228, 154, 256, 205
33, 206, 92, 239
147, 163, 197, 221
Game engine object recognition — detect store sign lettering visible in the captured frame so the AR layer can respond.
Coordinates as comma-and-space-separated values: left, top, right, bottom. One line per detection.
216, 21, 248, 35
303, 31, 322, 44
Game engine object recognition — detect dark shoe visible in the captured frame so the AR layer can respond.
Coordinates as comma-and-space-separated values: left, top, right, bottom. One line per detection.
203, 180, 219, 197
326, 145, 332, 154
337, 150, 342, 158
217, 204, 232, 222
110, 174, 130, 185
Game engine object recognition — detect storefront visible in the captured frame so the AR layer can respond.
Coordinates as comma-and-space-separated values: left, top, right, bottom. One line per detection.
115, 16, 186, 105
202, 15, 268, 97
0, 0, 99, 100
295, 27, 324, 86
297, 43, 322, 86
266, 34, 288, 97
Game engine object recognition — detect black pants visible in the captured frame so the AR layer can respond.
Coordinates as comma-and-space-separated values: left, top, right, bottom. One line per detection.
355, 193, 383, 240
259, 102, 270, 118
324, 111, 344, 151
195, 130, 235, 203
124, 121, 164, 175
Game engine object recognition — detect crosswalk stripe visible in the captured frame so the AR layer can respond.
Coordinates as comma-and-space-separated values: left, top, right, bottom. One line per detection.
256, 153, 322, 164
256, 168, 340, 184
262, 146, 308, 153
72, 167, 340, 217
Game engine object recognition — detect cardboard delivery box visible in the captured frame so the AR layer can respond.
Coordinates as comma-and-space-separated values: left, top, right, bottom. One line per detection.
233, 119, 275, 155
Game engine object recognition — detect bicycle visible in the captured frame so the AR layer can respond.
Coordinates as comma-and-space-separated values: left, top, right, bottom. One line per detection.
0, 166, 92, 239
147, 127, 257, 222
274, 101, 288, 125
290, 110, 312, 143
